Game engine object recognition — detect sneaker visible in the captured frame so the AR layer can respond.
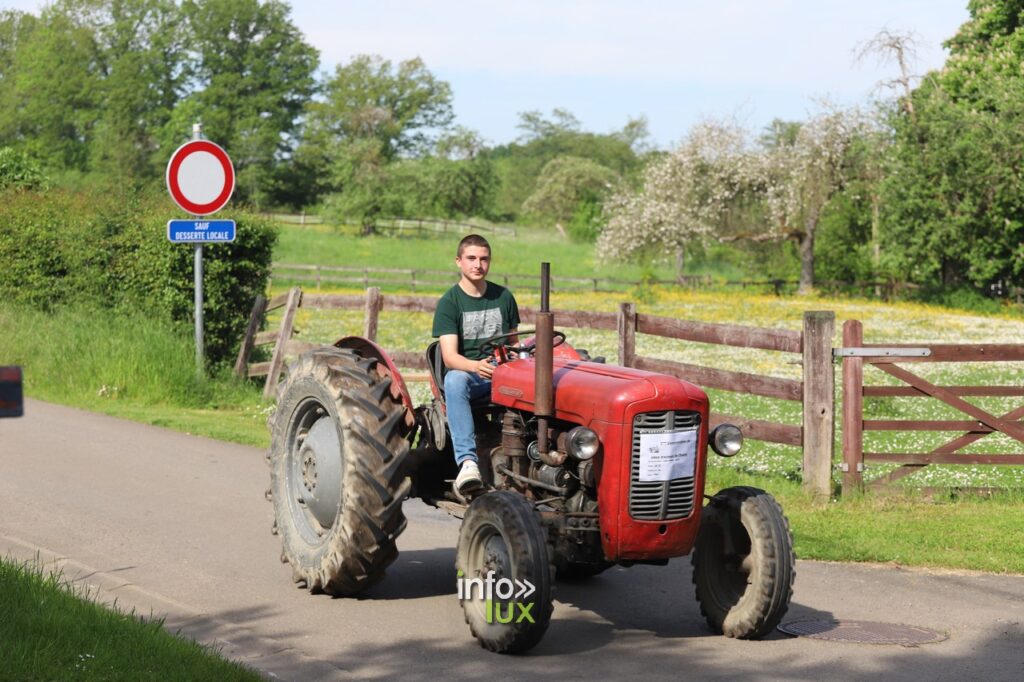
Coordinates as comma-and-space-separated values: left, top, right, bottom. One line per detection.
455, 460, 483, 494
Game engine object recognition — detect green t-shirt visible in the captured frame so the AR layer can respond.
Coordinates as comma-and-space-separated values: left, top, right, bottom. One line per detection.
432, 282, 520, 361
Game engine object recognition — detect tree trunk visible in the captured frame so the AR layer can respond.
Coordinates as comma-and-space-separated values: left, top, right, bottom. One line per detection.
674, 246, 685, 283
871, 193, 881, 297
797, 217, 817, 295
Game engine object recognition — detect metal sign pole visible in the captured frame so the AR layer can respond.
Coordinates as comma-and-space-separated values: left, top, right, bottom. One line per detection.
167, 124, 234, 377
192, 122, 205, 376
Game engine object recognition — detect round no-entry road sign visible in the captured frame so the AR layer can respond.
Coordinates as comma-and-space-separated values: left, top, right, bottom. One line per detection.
166, 140, 235, 216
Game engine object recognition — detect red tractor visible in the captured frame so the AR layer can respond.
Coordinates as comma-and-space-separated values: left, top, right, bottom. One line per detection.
267, 265, 794, 654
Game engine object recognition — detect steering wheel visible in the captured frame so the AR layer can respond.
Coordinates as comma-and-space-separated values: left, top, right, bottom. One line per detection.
480, 328, 567, 363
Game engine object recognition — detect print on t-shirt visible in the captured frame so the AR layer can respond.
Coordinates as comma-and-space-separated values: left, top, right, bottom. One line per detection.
462, 308, 503, 340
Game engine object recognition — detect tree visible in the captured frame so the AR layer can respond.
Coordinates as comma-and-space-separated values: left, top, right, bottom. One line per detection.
304, 55, 453, 162
172, 0, 318, 206
303, 55, 455, 231
516, 108, 583, 142
0, 12, 31, 148
487, 109, 644, 221
855, 28, 921, 120
879, 1, 1024, 292
521, 156, 619, 237
599, 108, 865, 290
756, 105, 867, 293
0, 0, 317, 201
598, 119, 751, 278
0, 6, 101, 171
85, 0, 186, 182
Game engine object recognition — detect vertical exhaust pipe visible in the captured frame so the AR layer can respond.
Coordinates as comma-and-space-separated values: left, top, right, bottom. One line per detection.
535, 263, 554, 456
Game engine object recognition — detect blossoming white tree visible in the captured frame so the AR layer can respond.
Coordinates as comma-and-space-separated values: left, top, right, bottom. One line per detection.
758, 105, 868, 293
600, 106, 867, 293
597, 120, 752, 280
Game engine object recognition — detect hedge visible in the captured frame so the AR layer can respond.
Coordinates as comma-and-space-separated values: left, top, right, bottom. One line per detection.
0, 188, 277, 366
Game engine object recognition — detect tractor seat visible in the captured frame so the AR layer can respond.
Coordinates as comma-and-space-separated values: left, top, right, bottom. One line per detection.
425, 341, 494, 409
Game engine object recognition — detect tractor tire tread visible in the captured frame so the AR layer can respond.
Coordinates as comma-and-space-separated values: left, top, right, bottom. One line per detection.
269, 347, 410, 597
691, 486, 795, 639
457, 492, 554, 654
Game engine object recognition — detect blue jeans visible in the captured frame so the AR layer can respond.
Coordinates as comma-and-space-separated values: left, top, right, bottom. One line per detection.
444, 370, 491, 465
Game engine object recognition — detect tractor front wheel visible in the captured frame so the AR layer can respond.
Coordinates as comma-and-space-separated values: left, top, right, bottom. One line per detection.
456, 491, 553, 654
691, 486, 794, 639
269, 347, 410, 595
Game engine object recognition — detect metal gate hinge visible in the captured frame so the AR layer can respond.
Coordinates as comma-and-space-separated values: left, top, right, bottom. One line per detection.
833, 347, 931, 358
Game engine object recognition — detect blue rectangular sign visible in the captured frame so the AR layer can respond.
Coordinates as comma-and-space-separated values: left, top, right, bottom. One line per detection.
167, 219, 236, 243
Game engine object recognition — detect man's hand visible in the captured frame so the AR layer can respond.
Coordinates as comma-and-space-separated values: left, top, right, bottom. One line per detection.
473, 357, 495, 379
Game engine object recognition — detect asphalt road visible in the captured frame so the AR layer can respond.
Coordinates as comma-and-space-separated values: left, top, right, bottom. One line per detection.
1, 399, 1022, 681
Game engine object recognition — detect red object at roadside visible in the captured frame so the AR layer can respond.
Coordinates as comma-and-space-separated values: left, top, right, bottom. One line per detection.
0, 366, 23, 418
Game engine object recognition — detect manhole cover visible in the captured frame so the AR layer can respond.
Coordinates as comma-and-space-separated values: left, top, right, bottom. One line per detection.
778, 620, 947, 646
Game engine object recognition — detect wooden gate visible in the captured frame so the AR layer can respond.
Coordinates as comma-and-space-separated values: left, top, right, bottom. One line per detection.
839, 319, 1024, 493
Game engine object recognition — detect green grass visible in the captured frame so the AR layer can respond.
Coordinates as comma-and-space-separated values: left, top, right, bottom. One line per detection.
274, 222, 684, 288
0, 305, 273, 447
272, 279, 1024, 489
706, 468, 1024, 574
0, 558, 261, 681
6, 225, 1024, 575
263, 265, 1024, 574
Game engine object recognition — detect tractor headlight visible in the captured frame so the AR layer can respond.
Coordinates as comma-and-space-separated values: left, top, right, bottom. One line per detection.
710, 424, 743, 457
566, 426, 600, 460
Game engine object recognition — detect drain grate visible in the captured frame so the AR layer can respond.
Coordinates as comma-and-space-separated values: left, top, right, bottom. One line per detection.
778, 620, 947, 646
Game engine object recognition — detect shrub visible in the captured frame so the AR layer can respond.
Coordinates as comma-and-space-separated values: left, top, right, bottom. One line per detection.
0, 188, 277, 366
0, 147, 48, 191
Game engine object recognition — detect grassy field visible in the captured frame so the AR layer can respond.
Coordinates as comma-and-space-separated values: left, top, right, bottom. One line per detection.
4, 223, 1024, 574
0, 558, 261, 681
271, 221, 774, 289
265, 284, 1024, 573
271, 270, 1024, 490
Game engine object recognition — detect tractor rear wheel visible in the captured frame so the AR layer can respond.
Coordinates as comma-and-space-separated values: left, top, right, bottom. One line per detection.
269, 347, 410, 595
457, 491, 553, 654
691, 486, 794, 639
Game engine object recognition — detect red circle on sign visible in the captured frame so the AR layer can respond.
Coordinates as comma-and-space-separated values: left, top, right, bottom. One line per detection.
166, 140, 235, 216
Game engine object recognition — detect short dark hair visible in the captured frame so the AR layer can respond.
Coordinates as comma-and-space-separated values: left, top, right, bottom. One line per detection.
457, 234, 490, 257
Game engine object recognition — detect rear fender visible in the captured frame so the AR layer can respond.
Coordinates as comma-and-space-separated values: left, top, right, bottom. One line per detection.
333, 336, 416, 427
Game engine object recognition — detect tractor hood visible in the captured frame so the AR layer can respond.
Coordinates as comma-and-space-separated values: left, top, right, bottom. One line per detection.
490, 357, 708, 425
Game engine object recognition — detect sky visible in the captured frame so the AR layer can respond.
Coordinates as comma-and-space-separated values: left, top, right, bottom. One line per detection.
6, 0, 972, 149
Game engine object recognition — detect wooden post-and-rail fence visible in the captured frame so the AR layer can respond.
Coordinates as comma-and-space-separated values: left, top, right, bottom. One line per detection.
235, 286, 836, 497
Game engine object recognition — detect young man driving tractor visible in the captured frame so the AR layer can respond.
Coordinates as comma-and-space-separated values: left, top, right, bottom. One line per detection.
269, 241, 794, 654
432, 234, 520, 494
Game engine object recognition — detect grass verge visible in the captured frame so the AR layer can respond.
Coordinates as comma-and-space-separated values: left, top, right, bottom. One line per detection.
707, 468, 1024, 574
0, 304, 272, 447
0, 558, 260, 681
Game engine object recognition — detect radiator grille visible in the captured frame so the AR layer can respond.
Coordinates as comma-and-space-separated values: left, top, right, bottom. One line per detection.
629, 411, 700, 520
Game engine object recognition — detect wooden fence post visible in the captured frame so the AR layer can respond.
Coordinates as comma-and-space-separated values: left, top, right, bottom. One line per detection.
234, 294, 267, 378
841, 319, 865, 495
802, 311, 835, 499
617, 302, 636, 367
364, 287, 382, 341
263, 287, 302, 399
